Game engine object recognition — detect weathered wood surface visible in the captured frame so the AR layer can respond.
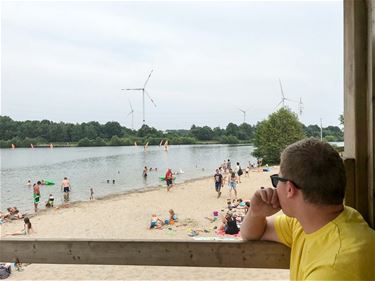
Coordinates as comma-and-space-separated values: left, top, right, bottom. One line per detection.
0, 239, 290, 269
368, 0, 375, 228
344, 0, 374, 227
344, 158, 356, 207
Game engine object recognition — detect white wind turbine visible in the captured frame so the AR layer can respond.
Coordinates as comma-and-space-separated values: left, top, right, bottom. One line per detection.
237, 107, 249, 123
122, 70, 157, 125
298, 97, 304, 116
274, 79, 298, 110
127, 100, 134, 130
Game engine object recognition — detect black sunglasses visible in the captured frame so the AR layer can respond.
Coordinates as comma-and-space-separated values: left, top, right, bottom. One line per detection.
270, 174, 301, 189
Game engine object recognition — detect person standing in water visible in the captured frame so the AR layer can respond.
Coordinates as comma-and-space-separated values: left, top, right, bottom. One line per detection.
165, 168, 174, 191
33, 181, 41, 212
61, 177, 71, 203
143, 166, 148, 178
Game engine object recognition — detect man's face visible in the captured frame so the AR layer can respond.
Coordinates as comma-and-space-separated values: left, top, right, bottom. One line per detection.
276, 173, 291, 215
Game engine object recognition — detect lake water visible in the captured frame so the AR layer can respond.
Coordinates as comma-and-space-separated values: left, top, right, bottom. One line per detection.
1, 144, 256, 213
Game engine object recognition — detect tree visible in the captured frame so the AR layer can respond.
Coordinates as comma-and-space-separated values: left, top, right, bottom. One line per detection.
253, 108, 305, 164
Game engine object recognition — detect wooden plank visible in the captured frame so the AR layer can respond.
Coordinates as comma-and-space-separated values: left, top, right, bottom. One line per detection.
368, 0, 375, 228
344, 0, 370, 222
0, 239, 290, 269
344, 158, 356, 207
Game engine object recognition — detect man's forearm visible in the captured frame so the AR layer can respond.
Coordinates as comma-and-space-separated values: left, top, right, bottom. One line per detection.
240, 212, 267, 240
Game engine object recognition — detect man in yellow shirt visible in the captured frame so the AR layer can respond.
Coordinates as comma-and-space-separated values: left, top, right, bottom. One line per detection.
241, 138, 375, 280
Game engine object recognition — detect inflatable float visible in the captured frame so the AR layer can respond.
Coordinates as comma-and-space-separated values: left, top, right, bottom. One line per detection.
43, 180, 55, 185
159, 176, 176, 181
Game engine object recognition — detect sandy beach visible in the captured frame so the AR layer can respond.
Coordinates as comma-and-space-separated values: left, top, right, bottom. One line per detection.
1, 168, 289, 280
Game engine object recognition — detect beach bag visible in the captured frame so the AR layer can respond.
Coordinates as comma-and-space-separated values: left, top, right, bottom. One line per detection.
238, 168, 243, 176
0, 264, 11, 279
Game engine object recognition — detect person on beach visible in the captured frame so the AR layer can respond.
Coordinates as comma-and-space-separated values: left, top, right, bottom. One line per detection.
61, 177, 71, 202
235, 162, 243, 183
89, 188, 94, 200
33, 181, 41, 212
4, 207, 23, 220
6, 217, 34, 236
241, 138, 375, 281
149, 214, 164, 229
219, 212, 239, 235
227, 171, 238, 202
143, 166, 148, 178
214, 169, 223, 198
227, 159, 231, 171
165, 168, 174, 191
45, 194, 54, 208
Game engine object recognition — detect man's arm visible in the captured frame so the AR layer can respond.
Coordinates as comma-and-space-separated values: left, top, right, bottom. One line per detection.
241, 188, 281, 242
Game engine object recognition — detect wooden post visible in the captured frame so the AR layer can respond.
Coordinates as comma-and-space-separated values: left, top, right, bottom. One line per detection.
344, 0, 375, 227
367, 0, 375, 228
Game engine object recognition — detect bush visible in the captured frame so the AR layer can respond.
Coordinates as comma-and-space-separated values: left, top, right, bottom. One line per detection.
253, 108, 305, 164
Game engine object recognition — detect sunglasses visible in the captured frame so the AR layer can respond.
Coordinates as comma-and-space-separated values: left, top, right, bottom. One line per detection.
270, 174, 301, 189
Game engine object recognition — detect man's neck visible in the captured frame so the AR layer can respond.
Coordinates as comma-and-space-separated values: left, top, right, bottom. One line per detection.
296, 203, 344, 234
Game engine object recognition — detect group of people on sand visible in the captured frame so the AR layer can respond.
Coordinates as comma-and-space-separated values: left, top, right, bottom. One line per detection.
213, 160, 245, 201
26, 177, 72, 212
0, 207, 34, 236
149, 209, 178, 229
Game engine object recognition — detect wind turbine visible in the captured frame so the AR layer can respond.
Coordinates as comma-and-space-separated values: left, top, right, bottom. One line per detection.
298, 97, 304, 116
127, 100, 134, 130
274, 79, 298, 110
122, 70, 156, 125
237, 107, 249, 123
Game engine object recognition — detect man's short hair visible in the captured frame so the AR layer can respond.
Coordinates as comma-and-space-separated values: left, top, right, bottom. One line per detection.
280, 138, 346, 205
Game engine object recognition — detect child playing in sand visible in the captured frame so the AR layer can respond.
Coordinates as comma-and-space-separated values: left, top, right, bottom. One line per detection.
149, 214, 164, 229
6, 217, 34, 236
166, 209, 178, 225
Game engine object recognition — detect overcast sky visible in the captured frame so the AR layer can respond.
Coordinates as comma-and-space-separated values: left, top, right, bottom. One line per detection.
1, 1, 343, 130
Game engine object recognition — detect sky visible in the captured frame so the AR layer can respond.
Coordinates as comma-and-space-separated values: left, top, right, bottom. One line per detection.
1, 0, 343, 130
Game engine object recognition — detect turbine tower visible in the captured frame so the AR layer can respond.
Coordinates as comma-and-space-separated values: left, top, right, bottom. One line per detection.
122, 70, 156, 125
274, 79, 298, 110
298, 97, 304, 116
127, 100, 134, 130
237, 107, 249, 123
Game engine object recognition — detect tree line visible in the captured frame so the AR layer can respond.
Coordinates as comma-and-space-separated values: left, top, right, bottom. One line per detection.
0, 114, 343, 149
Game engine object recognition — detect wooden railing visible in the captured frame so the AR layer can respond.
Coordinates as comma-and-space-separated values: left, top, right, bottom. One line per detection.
0, 239, 290, 269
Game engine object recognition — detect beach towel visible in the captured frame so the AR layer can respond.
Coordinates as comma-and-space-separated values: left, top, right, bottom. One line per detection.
215, 229, 241, 237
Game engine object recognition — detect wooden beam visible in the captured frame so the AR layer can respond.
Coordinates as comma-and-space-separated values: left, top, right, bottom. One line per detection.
0, 239, 290, 269
367, 0, 375, 227
344, 158, 356, 207
344, 0, 370, 223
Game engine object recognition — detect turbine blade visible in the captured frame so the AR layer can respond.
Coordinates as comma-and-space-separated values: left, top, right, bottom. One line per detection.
278, 79, 285, 99
143, 70, 154, 89
274, 100, 283, 110
128, 100, 133, 111
145, 89, 157, 107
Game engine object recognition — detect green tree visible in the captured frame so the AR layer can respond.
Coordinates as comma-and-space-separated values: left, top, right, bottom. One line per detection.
253, 108, 305, 164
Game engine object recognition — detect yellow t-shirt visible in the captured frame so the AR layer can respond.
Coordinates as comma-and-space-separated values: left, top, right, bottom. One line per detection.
275, 206, 375, 281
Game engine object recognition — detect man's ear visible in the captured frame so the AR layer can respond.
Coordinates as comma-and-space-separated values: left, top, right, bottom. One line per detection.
286, 181, 298, 199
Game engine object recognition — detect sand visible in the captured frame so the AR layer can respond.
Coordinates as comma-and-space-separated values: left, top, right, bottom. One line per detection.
1, 168, 289, 280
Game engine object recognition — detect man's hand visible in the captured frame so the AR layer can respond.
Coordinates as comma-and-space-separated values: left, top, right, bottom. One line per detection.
241, 187, 281, 241
250, 187, 281, 218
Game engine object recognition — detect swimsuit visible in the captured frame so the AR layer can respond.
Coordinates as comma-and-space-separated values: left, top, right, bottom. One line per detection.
63, 187, 70, 193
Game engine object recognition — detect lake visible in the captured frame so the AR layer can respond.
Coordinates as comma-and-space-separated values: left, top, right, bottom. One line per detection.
1, 144, 256, 213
